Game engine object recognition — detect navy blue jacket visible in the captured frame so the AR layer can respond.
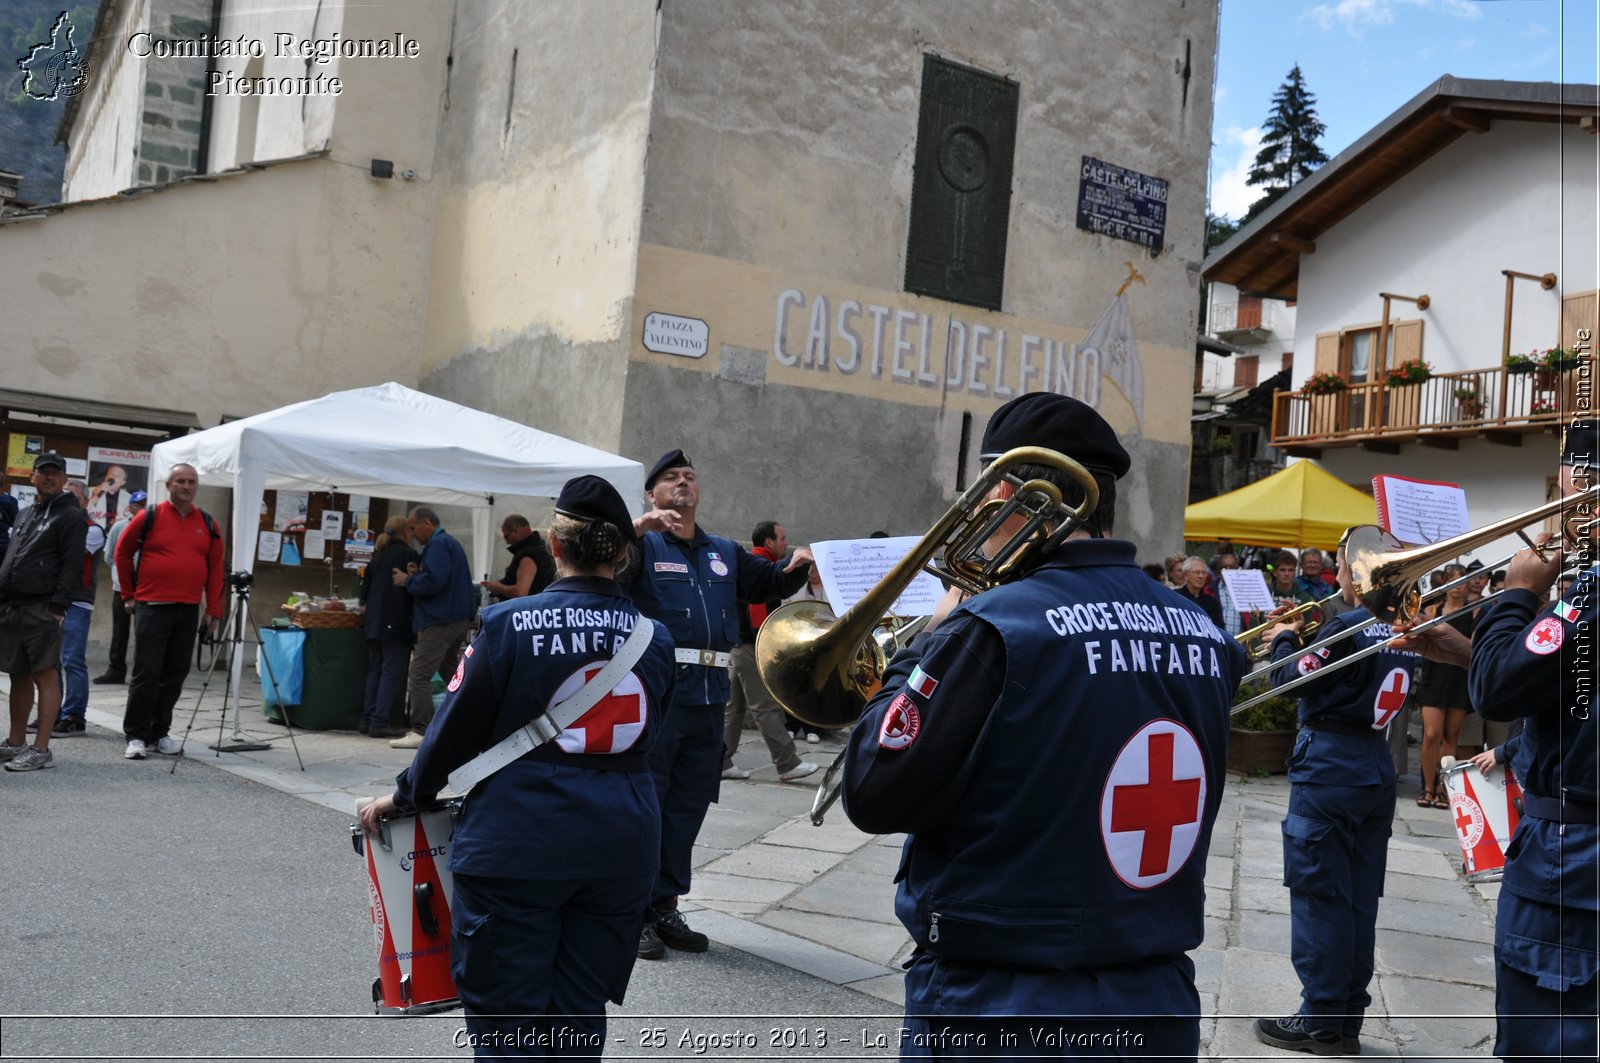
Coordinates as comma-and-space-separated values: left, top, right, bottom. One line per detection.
1470, 573, 1598, 915
626, 526, 809, 705
395, 576, 677, 879
1270, 605, 1417, 785
361, 541, 419, 643
405, 527, 475, 631
843, 540, 1245, 987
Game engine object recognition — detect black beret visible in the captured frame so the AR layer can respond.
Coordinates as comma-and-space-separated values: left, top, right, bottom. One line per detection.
33, 451, 67, 472
555, 475, 637, 543
645, 449, 692, 490
979, 394, 1131, 479
1561, 420, 1597, 466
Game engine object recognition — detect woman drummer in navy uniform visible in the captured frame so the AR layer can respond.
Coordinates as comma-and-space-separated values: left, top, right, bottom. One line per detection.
359, 475, 676, 1059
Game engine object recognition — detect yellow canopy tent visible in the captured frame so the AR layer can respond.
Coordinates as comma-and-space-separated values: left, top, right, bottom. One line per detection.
1183, 461, 1377, 552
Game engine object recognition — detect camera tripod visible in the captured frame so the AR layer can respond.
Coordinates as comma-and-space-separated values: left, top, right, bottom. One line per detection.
173, 571, 304, 771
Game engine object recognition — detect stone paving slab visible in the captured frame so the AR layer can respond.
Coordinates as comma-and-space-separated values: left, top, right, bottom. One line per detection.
699, 843, 850, 883
1375, 895, 1495, 945
1384, 844, 1467, 880
686, 871, 801, 907
758, 909, 912, 967
763, 816, 876, 854
1375, 928, 1498, 988
785, 869, 903, 925
1376, 973, 1497, 1056
694, 806, 794, 851
686, 907, 896, 986
838, 840, 904, 877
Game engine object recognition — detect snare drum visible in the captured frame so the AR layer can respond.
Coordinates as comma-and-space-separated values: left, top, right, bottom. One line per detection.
1441, 758, 1523, 882
351, 799, 461, 1015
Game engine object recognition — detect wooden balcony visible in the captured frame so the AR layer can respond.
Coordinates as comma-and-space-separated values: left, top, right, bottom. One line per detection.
1270, 358, 1590, 455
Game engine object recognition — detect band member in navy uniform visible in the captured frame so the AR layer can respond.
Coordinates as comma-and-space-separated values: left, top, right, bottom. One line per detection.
1467, 421, 1597, 1062
359, 476, 676, 1059
625, 449, 813, 959
1253, 540, 1419, 1056
843, 394, 1246, 1059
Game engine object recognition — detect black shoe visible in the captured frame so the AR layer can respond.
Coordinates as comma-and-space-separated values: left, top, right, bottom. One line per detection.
92, 673, 125, 685
369, 726, 410, 739
1254, 1016, 1343, 1056
358, 722, 371, 734
637, 923, 665, 961
649, 905, 709, 952
1341, 1034, 1361, 1055
52, 717, 87, 737
24, 718, 39, 733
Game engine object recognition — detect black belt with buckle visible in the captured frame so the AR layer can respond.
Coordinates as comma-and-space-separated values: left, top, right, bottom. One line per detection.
1521, 792, 1600, 825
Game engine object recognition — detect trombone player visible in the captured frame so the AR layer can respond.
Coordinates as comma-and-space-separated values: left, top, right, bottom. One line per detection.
841, 393, 1247, 1059
1252, 540, 1420, 1056
1397, 419, 1598, 1063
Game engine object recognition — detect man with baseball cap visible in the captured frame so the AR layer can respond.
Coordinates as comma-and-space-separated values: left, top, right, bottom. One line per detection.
842, 394, 1246, 1055
0, 452, 89, 772
626, 449, 816, 960
95, 490, 147, 685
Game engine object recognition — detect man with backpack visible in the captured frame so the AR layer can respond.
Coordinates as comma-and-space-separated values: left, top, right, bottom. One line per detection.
114, 464, 224, 760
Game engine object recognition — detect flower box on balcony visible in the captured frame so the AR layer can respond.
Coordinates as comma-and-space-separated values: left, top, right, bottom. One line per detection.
1302, 371, 1348, 395
1384, 360, 1432, 387
1505, 353, 1538, 374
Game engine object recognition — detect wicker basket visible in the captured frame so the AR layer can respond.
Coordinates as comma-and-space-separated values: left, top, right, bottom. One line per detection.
284, 607, 364, 630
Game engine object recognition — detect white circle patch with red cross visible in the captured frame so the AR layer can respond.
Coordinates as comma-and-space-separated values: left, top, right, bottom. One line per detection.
1372, 667, 1411, 730
550, 666, 649, 754
1450, 791, 1486, 848
1526, 616, 1564, 655
1099, 720, 1207, 890
878, 693, 921, 750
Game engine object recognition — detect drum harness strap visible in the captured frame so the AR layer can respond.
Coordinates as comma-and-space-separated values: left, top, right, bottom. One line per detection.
447, 618, 655, 795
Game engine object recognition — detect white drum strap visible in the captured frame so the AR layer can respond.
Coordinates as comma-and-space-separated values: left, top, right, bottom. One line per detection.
447, 618, 655, 795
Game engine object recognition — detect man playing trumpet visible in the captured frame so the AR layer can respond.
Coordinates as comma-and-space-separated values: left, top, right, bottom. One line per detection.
842, 393, 1247, 1059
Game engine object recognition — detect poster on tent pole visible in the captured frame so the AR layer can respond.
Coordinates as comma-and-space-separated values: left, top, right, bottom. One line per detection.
1372, 475, 1469, 546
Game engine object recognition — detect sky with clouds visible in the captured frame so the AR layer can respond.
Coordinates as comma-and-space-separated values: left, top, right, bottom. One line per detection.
1210, 0, 1599, 219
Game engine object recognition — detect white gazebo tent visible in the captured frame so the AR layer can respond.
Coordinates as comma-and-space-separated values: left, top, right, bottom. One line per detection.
150, 381, 644, 732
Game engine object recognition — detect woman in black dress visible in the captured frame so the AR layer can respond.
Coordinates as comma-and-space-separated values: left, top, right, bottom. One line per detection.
1415, 563, 1474, 807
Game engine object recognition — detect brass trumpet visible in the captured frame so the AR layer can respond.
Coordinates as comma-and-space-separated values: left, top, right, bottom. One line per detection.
1235, 591, 1341, 660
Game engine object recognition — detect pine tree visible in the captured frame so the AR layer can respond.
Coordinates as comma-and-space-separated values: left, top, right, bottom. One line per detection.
1243, 65, 1328, 221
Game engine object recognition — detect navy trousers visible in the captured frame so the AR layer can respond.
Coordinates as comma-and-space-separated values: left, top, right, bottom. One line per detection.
645, 702, 723, 902
1493, 890, 1599, 1062
1281, 778, 1395, 1038
452, 871, 655, 1059
362, 639, 410, 729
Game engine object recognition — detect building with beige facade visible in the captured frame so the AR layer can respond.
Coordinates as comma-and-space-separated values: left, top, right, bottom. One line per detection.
4, 0, 1218, 603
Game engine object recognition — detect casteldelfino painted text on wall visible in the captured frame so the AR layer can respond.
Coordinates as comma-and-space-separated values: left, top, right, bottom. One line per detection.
630, 244, 1188, 443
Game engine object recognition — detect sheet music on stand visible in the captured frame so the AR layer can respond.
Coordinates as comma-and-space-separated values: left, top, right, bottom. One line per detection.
810, 536, 944, 617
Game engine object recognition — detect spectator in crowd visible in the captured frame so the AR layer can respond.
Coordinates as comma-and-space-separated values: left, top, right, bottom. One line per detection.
626, 450, 813, 960
1175, 555, 1225, 629
361, 515, 419, 739
1415, 563, 1473, 808
0, 452, 87, 772
1140, 562, 1166, 582
721, 520, 818, 784
390, 506, 476, 750
1214, 550, 1244, 637
480, 513, 555, 603
43, 479, 105, 736
0, 471, 16, 558
95, 491, 146, 685
1164, 553, 1187, 589
1296, 549, 1330, 599
116, 463, 224, 760
1269, 551, 1316, 609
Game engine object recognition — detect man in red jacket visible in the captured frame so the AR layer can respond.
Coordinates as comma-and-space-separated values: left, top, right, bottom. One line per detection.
114, 463, 224, 760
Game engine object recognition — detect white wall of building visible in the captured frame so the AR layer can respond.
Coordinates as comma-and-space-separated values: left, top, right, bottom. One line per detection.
1293, 121, 1598, 387
61, 0, 150, 201
1202, 280, 1297, 391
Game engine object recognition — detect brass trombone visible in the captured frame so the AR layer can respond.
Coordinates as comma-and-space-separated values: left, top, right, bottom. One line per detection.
1231, 485, 1597, 714
755, 447, 1102, 824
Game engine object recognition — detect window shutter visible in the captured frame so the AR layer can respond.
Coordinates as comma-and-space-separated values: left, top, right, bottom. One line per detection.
904, 57, 1020, 311
1391, 319, 1423, 364
1313, 332, 1340, 374
1233, 355, 1259, 388
1562, 290, 1598, 349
